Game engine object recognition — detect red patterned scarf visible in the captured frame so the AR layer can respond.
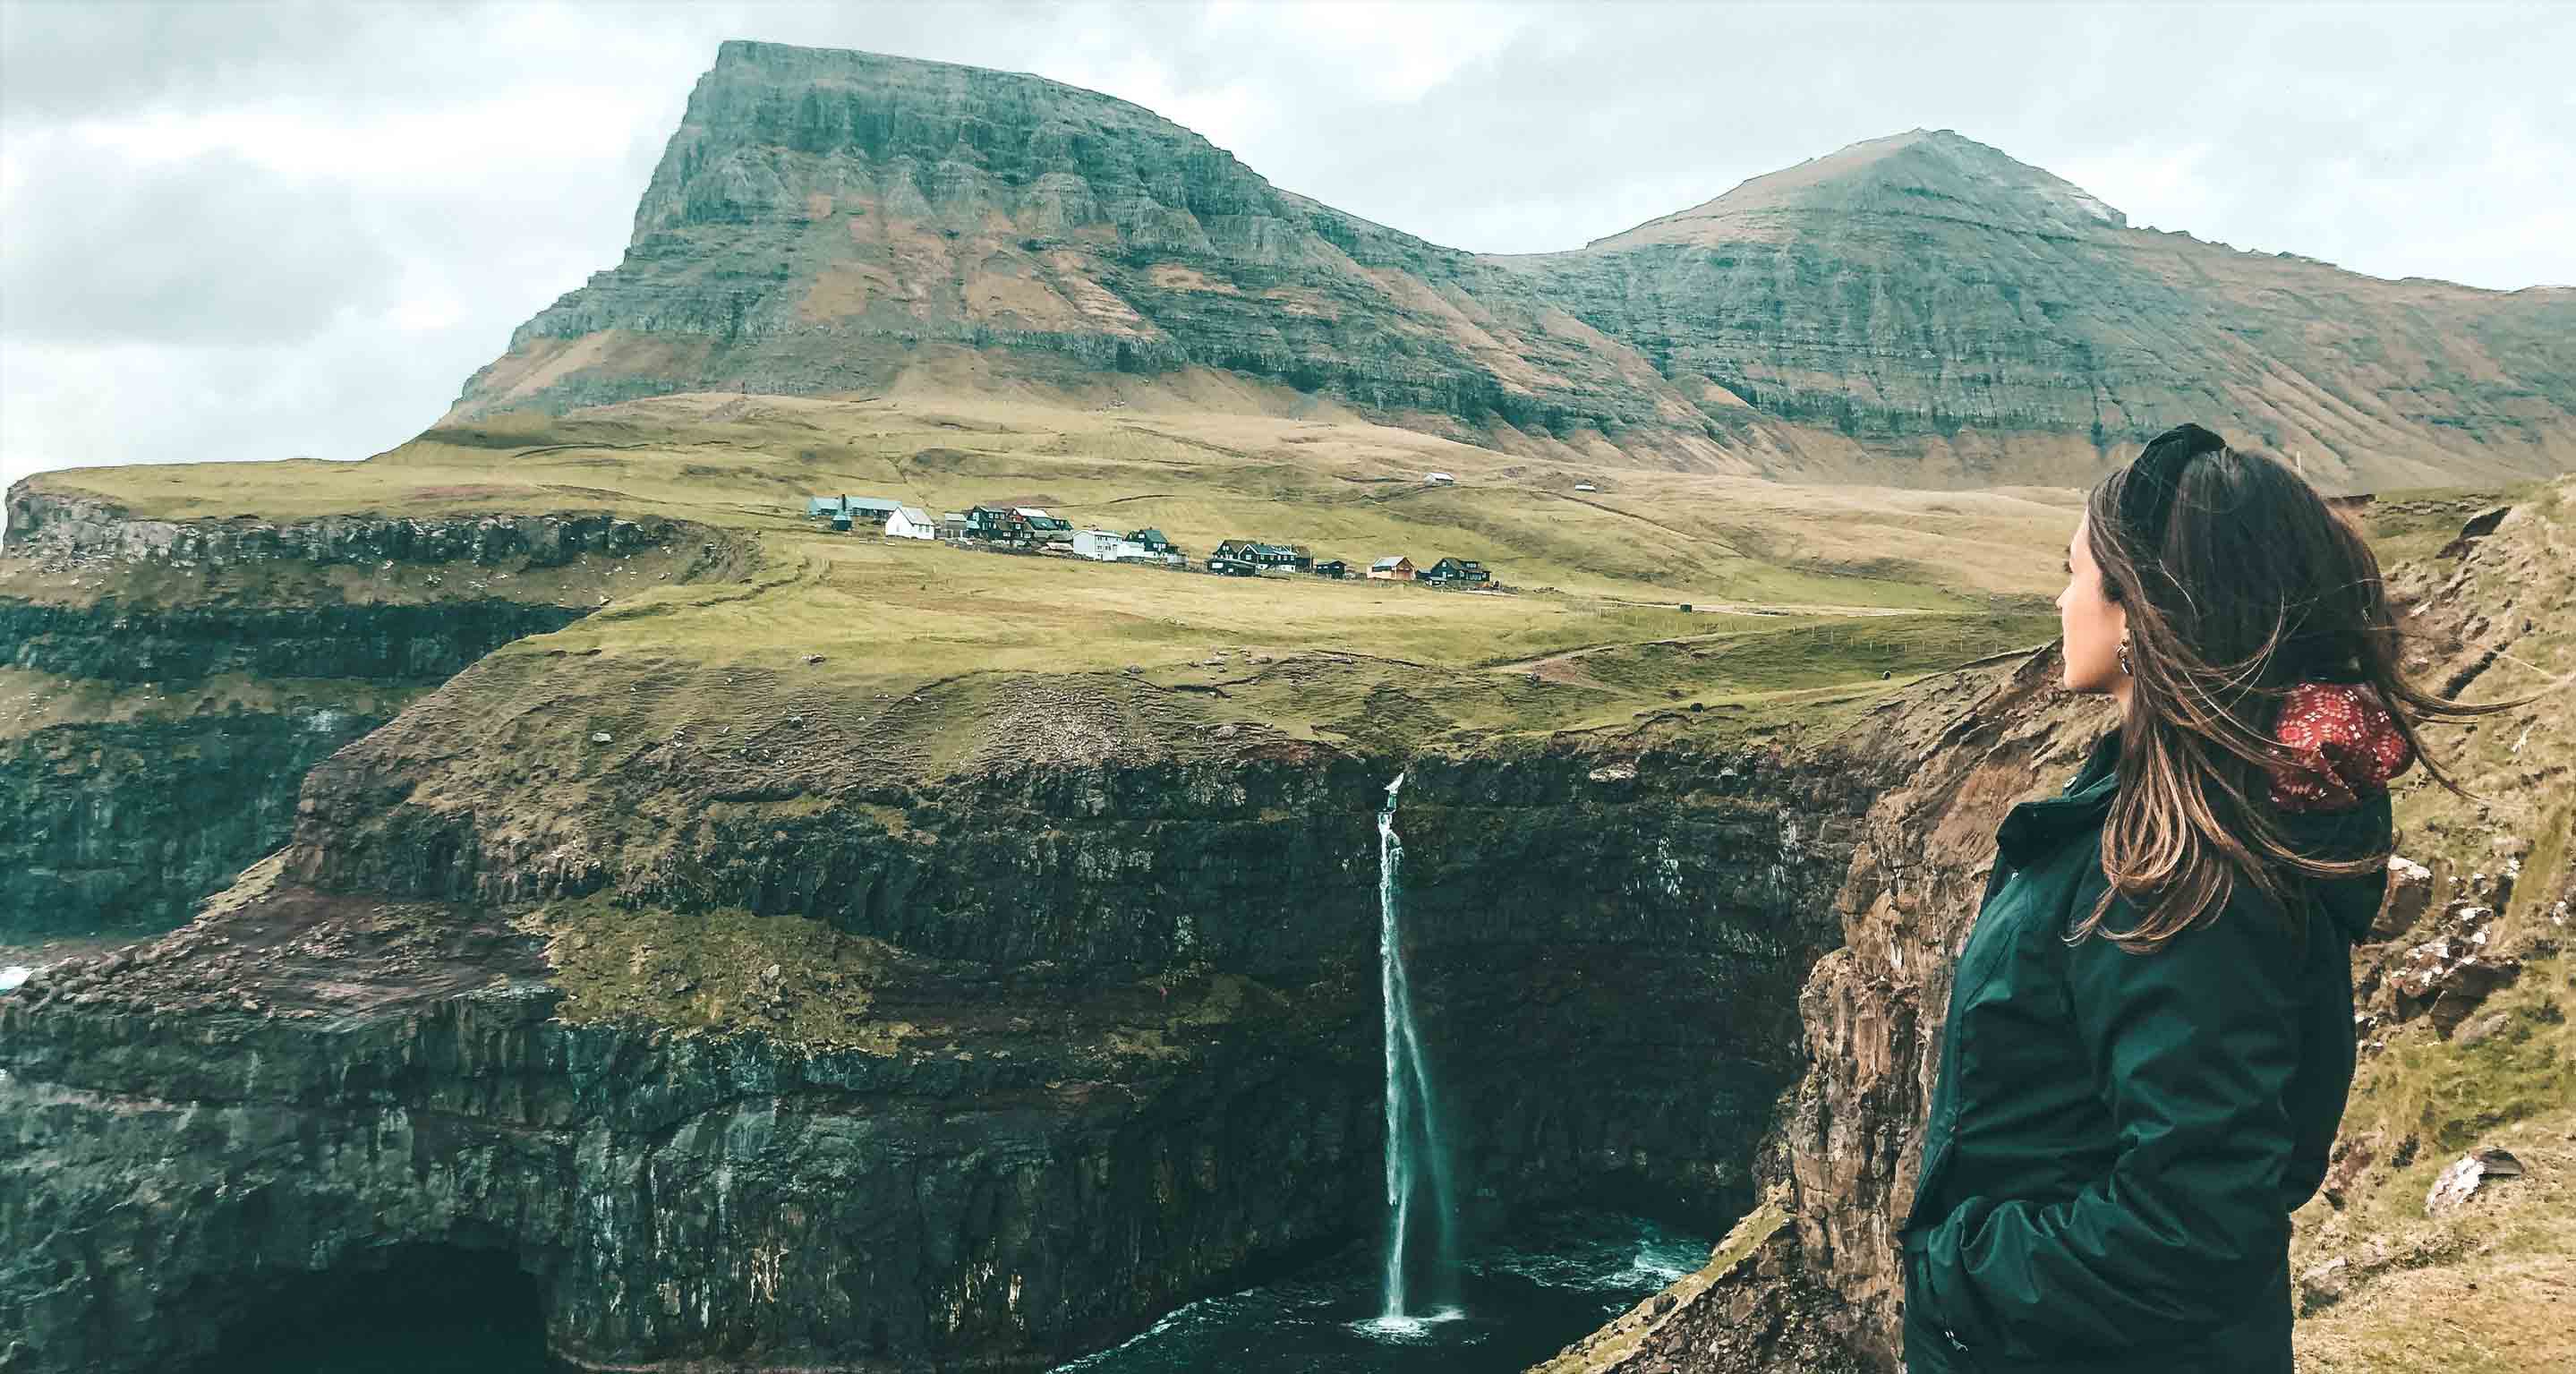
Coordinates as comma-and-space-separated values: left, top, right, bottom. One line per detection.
2270, 681, 2415, 812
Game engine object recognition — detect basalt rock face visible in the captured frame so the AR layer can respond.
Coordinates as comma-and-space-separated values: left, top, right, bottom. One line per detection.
0, 675, 1960, 1372
3, 599, 588, 682
0, 491, 737, 939
0, 708, 397, 939
2, 492, 695, 571
0, 876, 1378, 1374
448, 39, 2576, 488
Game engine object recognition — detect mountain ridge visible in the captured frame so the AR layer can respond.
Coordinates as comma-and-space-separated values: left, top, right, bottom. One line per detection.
447, 39, 2576, 490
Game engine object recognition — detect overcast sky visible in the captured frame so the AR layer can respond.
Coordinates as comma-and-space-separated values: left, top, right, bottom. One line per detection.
4, 0, 2571, 497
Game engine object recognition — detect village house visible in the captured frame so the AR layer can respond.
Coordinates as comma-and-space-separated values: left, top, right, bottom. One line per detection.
1126, 528, 1178, 558
963, 505, 1034, 543
1215, 539, 1309, 571
936, 511, 971, 540
884, 506, 937, 540
1072, 528, 1150, 561
1017, 508, 1076, 546
1368, 555, 1415, 581
806, 495, 903, 525
1207, 553, 1259, 576
1311, 559, 1350, 579
1422, 557, 1491, 586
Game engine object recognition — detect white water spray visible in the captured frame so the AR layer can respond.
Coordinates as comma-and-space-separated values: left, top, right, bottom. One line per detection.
1374, 772, 1457, 1325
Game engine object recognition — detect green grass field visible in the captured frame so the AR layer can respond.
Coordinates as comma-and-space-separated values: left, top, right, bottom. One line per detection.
10, 388, 2087, 757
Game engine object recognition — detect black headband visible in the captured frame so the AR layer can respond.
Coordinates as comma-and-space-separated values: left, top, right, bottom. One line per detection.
2117, 422, 2230, 553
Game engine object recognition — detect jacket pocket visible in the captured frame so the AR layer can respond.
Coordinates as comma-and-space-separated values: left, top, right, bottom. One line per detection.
1900, 1231, 1979, 1371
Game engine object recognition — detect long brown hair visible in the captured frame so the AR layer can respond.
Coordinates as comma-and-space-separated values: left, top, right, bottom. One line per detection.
2075, 429, 2512, 952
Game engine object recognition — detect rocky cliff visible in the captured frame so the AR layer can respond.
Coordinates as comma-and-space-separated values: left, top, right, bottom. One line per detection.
448, 40, 2576, 489
0, 687, 1969, 1370
0, 491, 743, 939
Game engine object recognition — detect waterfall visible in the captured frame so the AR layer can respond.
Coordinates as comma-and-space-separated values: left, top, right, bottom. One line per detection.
1375, 772, 1456, 1323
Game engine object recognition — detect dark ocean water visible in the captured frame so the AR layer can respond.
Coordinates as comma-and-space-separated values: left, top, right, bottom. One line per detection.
1051, 1211, 1712, 1374
195, 1212, 1706, 1374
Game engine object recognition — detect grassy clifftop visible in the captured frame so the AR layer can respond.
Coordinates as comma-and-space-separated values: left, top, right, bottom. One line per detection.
12, 384, 2077, 761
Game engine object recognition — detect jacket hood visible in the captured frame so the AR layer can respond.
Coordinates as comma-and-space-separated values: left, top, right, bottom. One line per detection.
2003, 728, 2391, 945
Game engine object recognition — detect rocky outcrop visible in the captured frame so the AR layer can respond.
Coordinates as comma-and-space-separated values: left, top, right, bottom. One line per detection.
1, 705, 402, 939
1774, 651, 2106, 1367
3, 493, 705, 573
448, 40, 2576, 488
0, 492, 748, 939
3, 599, 588, 682
1533, 1199, 1865, 1374
0, 873, 1376, 1373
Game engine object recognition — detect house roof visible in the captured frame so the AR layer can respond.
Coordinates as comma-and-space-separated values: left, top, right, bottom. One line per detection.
1371, 555, 1410, 569
1129, 527, 1170, 543
892, 506, 931, 524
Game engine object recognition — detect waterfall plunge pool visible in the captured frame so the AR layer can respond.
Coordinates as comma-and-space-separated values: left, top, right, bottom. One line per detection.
1050, 1209, 1712, 1374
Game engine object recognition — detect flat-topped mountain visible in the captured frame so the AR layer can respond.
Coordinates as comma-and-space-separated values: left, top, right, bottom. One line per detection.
452, 39, 2576, 489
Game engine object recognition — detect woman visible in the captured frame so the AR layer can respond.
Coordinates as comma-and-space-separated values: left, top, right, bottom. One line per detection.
1896, 423, 2495, 1372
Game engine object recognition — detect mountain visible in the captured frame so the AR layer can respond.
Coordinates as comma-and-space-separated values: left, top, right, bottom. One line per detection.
449, 39, 2576, 489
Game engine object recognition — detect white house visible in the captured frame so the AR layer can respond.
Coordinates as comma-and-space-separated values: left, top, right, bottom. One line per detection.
1424, 472, 1456, 486
884, 506, 937, 540
1072, 529, 1146, 561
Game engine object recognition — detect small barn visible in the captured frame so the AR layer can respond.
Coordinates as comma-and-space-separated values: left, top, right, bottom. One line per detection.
1207, 555, 1259, 576
1424, 472, 1456, 486
1311, 559, 1349, 579
1368, 555, 1415, 581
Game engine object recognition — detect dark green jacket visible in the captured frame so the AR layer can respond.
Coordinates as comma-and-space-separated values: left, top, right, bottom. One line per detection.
1898, 731, 2384, 1373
